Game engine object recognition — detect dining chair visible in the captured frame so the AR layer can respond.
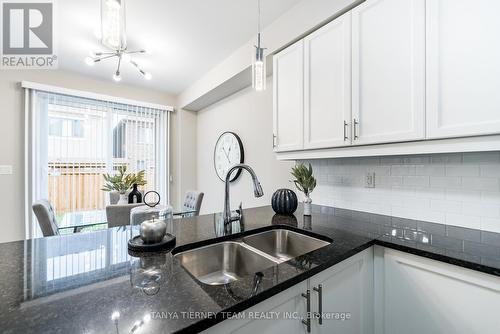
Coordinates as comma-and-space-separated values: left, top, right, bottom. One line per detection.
181, 190, 204, 216
106, 203, 144, 227
32, 200, 60, 237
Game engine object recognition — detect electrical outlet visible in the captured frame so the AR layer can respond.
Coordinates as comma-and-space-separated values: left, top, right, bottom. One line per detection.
365, 172, 375, 188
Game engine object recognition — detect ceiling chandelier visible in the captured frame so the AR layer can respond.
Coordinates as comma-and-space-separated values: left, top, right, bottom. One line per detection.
252, 0, 266, 91
84, 0, 151, 82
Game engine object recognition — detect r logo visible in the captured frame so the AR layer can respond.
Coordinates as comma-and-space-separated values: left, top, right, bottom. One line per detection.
2, 2, 53, 55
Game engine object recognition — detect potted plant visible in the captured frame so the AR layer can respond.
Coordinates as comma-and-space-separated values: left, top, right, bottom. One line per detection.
101, 166, 147, 204
291, 163, 317, 216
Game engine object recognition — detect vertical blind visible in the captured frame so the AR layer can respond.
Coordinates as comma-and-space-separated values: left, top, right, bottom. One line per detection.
26, 87, 170, 238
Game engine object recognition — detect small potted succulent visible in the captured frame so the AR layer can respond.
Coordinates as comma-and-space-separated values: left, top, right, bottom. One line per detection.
101, 166, 147, 204
291, 163, 317, 216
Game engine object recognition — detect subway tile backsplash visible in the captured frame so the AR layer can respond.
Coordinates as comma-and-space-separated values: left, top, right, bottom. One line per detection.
302, 152, 500, 233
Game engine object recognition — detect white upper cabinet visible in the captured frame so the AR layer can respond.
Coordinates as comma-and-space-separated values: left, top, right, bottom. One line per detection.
304, 11, 352, 149
273, 40, 304, 152
426, 0, 500, 139
273, 0, 500, 159
351, 0, 425, 145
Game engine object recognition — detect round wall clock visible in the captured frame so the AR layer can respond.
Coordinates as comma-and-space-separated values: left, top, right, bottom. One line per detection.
214, 131, 244, 182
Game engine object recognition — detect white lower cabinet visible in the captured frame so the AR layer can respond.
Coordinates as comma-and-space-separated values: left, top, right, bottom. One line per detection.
202, 280, 308, 334
375, 246, 500, 334
205, 246, 500, 334
310, 246, 374, 334
203, 247, 374, 334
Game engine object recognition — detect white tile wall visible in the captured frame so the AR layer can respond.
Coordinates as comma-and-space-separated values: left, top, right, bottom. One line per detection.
302, 152, 500, 232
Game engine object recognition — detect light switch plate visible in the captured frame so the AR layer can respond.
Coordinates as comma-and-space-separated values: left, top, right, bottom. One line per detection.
365, 172, 375, 188
0, 165, 13, 175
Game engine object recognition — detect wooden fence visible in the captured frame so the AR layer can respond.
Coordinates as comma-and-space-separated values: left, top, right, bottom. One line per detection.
47, 161, 154, 214
48, 172, 107, 213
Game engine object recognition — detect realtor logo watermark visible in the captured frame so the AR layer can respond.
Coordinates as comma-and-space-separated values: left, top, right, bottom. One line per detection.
1, 0, 57, 69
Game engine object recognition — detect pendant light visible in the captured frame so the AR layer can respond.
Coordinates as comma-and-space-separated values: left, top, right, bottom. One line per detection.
252, 0, 266, 91
84, 0, 152, 81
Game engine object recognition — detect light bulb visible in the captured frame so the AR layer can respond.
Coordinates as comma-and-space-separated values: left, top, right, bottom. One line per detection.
84, 56, 95, 66
113, 72, 122, 82
253, 60, 265, 91
144, 72, 152, 80
111, 311, 120, 321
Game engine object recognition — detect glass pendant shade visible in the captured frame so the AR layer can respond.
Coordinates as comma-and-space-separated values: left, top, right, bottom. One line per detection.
101, 0, 127, 50
252, 36, 266, 91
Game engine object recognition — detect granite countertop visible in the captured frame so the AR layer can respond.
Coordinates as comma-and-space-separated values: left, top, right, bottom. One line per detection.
1, 205, 500, 334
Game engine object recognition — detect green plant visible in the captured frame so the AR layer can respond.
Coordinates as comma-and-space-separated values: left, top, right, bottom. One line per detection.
101, 166, 146, 193
290, 163, 317, 197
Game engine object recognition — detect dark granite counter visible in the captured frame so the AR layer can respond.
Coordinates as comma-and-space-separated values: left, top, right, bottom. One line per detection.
1, 205, 500, 333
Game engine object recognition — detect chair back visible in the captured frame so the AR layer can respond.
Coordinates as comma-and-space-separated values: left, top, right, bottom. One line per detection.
32, 200, 59, 237
183, 191, 204, 215
106, 204, 144, 228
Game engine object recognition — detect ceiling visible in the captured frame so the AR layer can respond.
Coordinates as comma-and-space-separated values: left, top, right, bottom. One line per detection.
57, 0, 302, 94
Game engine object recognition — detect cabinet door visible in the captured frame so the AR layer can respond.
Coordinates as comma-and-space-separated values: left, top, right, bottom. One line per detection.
426, 0, 500, 139
310, 247, 374, 334
203, 280, 308, 334
381, 248, 500, 334
273, 40, 304, 152
304, 11, 351, 149
352, 0, 425, 145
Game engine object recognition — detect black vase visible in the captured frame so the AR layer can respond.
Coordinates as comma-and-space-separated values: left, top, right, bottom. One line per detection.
271, 189, 298, 215
128, 184, 143, 204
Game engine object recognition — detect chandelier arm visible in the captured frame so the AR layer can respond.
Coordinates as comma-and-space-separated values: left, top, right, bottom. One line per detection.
96, 54, 118, 62
116, 55, 122, 73
124, 50, 146, 55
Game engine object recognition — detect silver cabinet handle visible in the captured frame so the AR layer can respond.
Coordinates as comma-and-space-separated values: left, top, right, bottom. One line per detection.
353, 118, 359, 140
343, 121, 349, 141
301, 289, 311, 333
272, 134, 277, 148
313, 284, 323, 325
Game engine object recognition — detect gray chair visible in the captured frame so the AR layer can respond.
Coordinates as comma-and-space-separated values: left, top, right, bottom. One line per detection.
106, 203, 144, 228
181, 190, 204, 216
32, 200, 60, 237
106, 190, 146, 227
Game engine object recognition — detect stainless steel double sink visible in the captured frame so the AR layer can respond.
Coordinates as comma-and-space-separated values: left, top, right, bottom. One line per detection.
174, 229, 331, 285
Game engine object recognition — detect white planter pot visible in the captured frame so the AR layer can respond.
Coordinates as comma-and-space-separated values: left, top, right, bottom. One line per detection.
303, 195, 312, 216
117, 193, 128, 205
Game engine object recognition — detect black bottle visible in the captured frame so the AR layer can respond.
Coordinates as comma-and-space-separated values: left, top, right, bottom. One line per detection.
128, 184, 143, 204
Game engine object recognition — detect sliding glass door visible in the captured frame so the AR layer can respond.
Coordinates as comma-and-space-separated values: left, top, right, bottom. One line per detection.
28, 90, 168, 237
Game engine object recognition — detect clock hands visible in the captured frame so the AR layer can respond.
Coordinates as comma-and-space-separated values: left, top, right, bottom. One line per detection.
222, 146, 231, 163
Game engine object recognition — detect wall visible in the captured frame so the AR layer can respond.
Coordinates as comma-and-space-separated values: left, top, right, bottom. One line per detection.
174, 108, 198, 207
197, 78, 294, 214
305, 152, 500, 232
0, 70, 177, 243
178, 0, 361, 109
